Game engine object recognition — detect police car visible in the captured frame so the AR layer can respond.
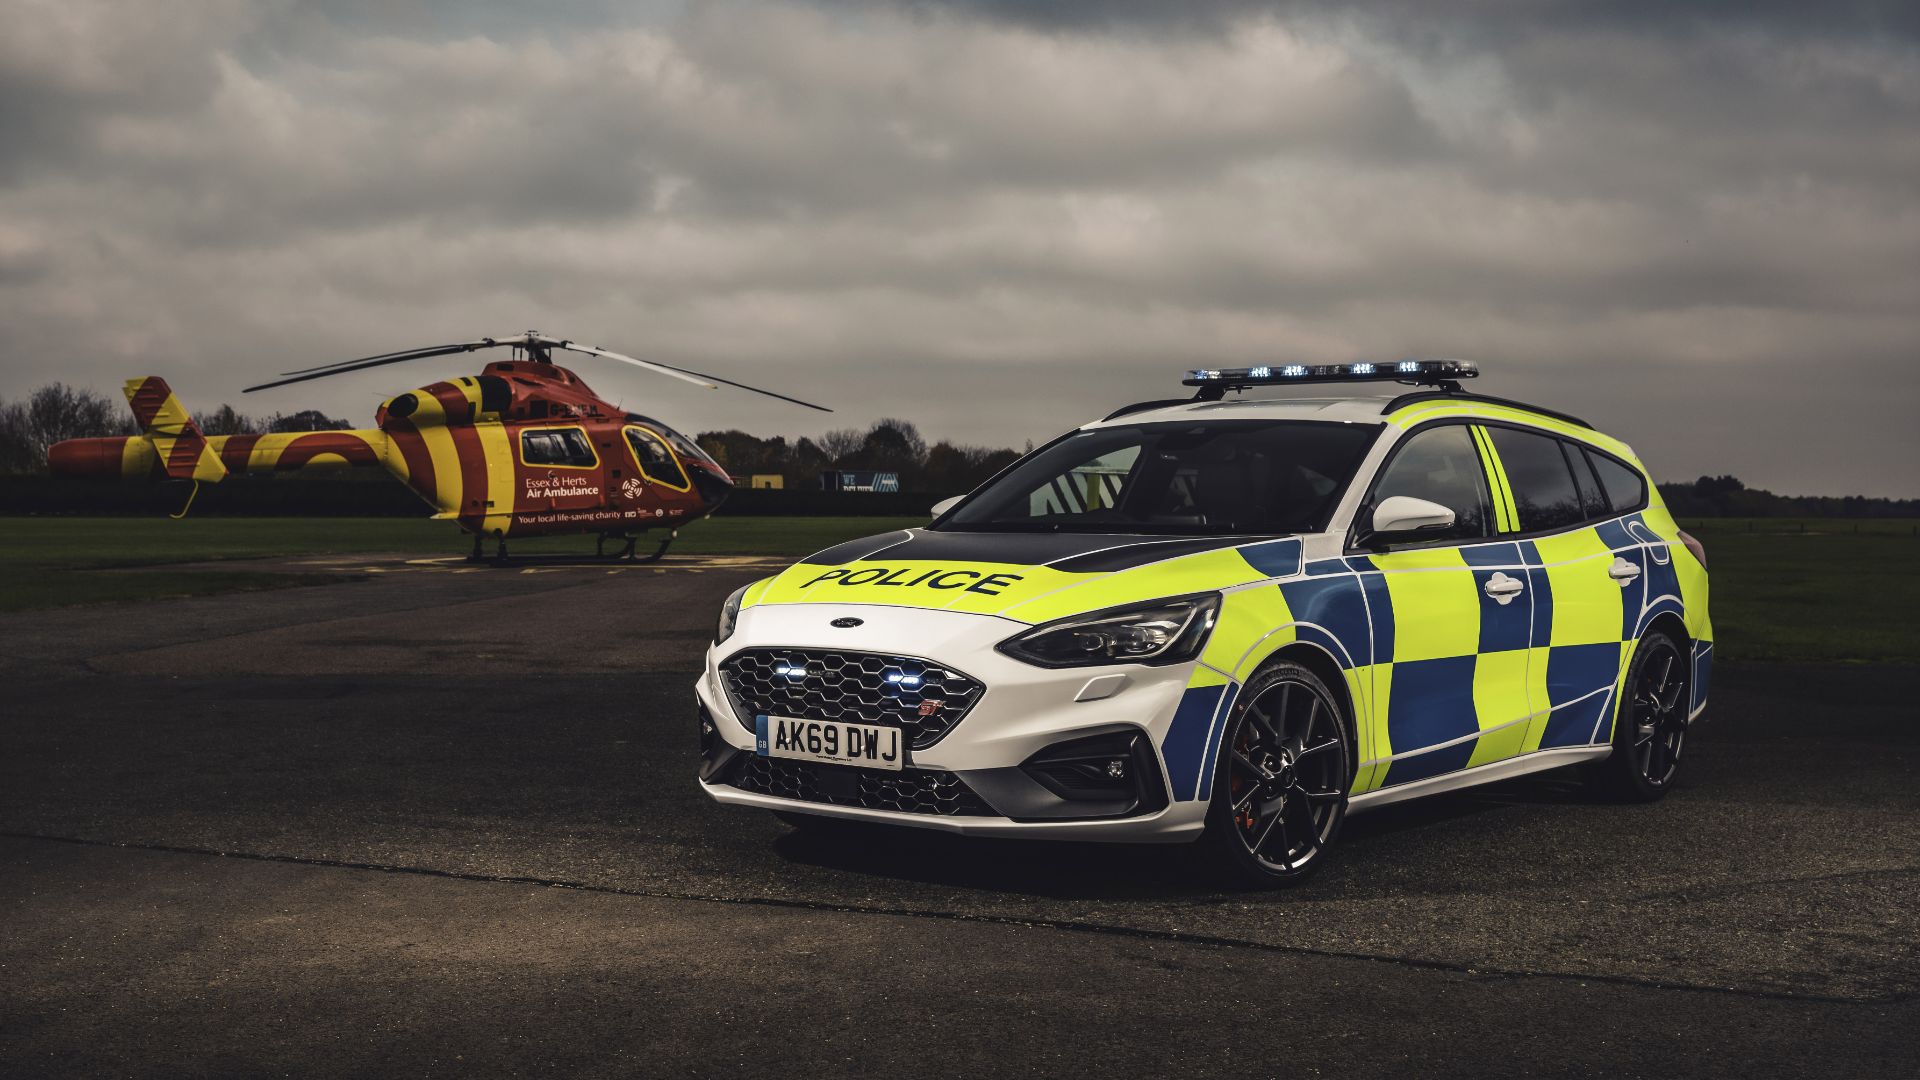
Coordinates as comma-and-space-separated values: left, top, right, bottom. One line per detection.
697, 362, 1711, 885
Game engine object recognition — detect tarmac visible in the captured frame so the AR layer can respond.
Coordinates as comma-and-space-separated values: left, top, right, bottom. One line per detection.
2, 553, 1915, 1077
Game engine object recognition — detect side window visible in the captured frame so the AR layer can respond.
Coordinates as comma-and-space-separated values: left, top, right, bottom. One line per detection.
1561, 441, 1608, 521
522, 427, 596, 467
1367, 425, 1491, 543
626, 427, 689, 489
1486, 427, 1583, 533
1587, 450, 1648, 513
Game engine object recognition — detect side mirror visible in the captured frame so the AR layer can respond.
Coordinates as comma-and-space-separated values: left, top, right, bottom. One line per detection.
1369, 495, 1455, 539
930, 496, 962, 520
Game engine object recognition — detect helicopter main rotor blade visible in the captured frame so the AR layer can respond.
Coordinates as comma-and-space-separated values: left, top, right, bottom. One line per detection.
246, 337, 524, 393
247, 331, 833, 411
273, 335, 526, 377
533, 337, 719, 392
547, 338, 833, 413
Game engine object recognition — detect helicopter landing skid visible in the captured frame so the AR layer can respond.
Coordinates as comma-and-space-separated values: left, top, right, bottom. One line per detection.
461, 531, 675, 567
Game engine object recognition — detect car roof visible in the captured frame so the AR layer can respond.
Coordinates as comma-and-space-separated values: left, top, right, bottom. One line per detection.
1084, 392, 1640, 463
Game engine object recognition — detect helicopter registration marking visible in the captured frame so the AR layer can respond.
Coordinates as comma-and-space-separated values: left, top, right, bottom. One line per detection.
755, 715, 903, 771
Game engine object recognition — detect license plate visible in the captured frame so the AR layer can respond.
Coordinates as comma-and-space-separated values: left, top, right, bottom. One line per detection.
756, 715, 904, 771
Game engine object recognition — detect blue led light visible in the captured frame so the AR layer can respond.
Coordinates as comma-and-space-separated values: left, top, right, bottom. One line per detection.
1349, 362, 1376, 375
1248, 366, 1272, 378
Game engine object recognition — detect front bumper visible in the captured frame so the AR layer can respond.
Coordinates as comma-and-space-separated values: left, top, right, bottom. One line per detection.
695, 602, 1213, 842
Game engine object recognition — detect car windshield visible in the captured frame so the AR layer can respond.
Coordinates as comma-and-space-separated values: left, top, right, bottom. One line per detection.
938, 419, 1381, 535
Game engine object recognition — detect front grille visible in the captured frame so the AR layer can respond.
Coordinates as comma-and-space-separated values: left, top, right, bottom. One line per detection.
729, 756, 993, 816
718, 648, 984, 748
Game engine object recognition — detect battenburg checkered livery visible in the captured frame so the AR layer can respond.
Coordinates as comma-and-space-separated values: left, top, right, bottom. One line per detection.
697, 363, 1711, 886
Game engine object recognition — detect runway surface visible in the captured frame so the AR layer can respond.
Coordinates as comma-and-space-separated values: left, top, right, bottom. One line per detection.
3, 554, 1915, 1077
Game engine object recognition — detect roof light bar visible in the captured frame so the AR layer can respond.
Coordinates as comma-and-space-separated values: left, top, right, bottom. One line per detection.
1184, 359, 1477, 393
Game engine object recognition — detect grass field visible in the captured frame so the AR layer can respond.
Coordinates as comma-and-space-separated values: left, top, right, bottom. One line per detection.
3, 515, 1914, 664
0, 516, 920, 614
1675, 518, 1919, 665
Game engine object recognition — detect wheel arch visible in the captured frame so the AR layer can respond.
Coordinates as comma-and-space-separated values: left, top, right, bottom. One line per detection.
1259, 641, 1359, 748
1643, 610, 1691, 652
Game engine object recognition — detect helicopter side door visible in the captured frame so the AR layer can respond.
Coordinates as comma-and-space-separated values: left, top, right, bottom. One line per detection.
516, 424, 606, 512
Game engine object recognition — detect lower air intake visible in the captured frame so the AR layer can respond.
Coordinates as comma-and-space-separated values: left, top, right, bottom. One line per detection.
729, 756, 993, 817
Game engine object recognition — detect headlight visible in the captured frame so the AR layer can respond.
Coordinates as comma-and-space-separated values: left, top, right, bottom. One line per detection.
997, 593, 1221, 668
715, 584, 749, 645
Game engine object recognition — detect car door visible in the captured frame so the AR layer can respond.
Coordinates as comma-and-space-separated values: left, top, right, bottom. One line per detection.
1352, 422, 1536, 790
1480, 424, 1629, 752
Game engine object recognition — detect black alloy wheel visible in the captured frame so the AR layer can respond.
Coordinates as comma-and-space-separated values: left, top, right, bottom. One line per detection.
1589, 630, 1690, 801
1201, 661, 1352, 887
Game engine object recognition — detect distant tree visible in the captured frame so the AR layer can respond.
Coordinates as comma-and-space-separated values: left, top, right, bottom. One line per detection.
0, 398, 33, 473
817, 427, 866, 464
194, 403, 262, 436
857, 420, 924, 478
26, 384, 130, 466
921, 441, 1020, 494
785, 436, 832, 489
869, 417, 926, 462
266, 409, 351, 432
696, 429, 790, 477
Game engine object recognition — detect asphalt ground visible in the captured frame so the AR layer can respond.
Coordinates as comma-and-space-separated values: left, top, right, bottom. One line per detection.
2, 553, 1915, 1077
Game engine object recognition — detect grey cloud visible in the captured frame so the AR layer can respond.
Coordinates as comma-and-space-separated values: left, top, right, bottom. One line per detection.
0, 0, 1916, 496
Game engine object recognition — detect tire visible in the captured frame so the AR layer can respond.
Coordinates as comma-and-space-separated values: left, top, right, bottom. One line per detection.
1198, 660, 1354, 888
1587, 630, 1690, 802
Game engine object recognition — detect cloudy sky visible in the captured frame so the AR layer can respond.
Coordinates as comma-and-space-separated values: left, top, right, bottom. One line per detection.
2, 0, 1916, 495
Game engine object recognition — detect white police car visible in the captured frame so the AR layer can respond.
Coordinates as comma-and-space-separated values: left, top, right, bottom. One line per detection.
697, 362, 1711, 885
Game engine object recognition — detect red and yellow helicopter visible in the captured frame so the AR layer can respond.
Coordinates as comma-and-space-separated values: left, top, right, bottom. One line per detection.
47, 332, 830, 561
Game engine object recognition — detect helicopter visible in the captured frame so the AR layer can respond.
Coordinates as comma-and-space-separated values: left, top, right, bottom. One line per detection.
46, 332, 831, 562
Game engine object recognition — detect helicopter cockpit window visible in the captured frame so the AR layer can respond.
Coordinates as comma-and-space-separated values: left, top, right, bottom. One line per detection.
625, 426, 691, 490
521, 427, 597, 468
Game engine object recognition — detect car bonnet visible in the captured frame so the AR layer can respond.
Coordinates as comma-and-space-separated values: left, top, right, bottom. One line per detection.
742, 529, 1306, 624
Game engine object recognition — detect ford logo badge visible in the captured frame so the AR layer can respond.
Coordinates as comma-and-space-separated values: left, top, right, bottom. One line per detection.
830, 617, 864, 628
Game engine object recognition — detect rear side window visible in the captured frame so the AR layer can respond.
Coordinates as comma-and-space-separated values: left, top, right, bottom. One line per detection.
1588, 450, 1649, 513
1368, 425, 1492, 543
522, 428, 596, 467
1486, 426, 1584, 533
1562, 442, 1608, 520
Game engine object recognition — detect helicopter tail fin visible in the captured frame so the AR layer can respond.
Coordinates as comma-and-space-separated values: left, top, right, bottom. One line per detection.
124, 376, 228, 484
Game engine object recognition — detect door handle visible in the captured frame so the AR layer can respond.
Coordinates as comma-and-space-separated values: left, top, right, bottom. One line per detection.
1483, 571, 1525, 605
1609, 556, 1642, 583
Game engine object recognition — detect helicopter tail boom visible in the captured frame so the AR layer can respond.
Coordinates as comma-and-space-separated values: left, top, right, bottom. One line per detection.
48, 376, 392, 482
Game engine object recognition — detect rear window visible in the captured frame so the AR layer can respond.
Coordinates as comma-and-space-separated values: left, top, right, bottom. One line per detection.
1588, 449, 1649, 513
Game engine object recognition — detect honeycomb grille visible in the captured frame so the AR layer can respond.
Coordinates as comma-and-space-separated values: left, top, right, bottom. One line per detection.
729, 756, 993, 817
718, 648, 984, 748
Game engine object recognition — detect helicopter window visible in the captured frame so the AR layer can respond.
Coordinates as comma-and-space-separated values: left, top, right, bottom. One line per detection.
521, 427, 598, 468
625, 426, 691, 490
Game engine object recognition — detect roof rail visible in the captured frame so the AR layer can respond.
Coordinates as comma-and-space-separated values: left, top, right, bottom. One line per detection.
1381, 389, 1592, 429
1101, 398, 1196, 421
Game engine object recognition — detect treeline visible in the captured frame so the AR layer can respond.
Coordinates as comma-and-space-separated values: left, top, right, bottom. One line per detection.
694, 418, 1024, 494
0, 383, 1023, 495
1658, 475, 1920, 518
0, 383, 350, 473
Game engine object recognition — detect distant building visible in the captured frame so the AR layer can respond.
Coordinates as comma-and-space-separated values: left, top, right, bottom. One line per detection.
820, 470, 900, 493
749, 474, 784, 490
